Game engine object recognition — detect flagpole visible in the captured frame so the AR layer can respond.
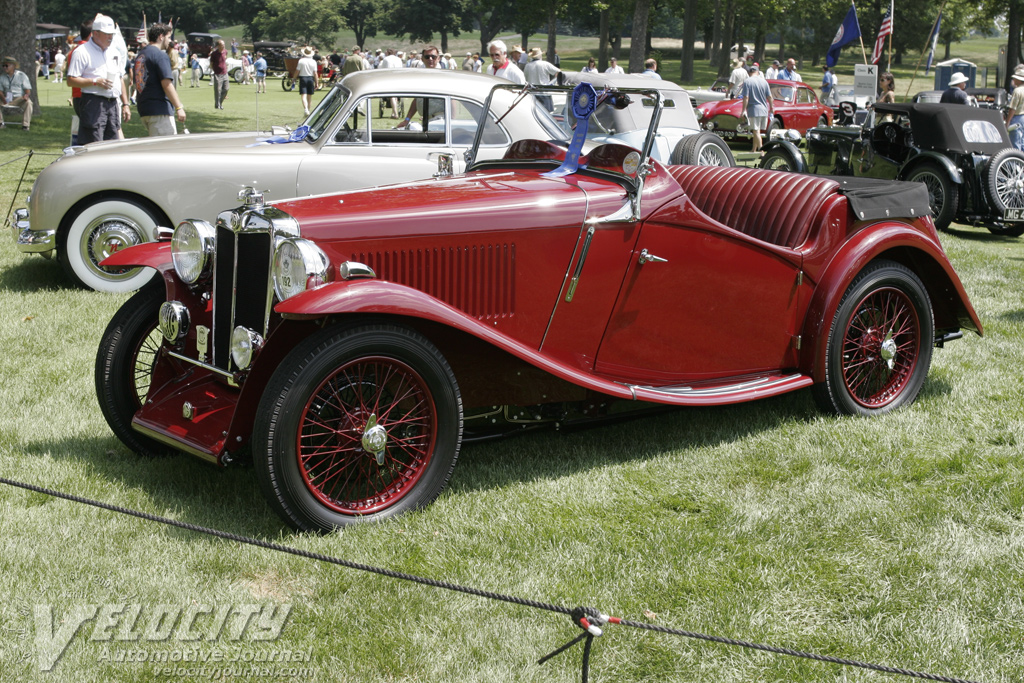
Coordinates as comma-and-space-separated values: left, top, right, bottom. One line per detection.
886, 21, 892, 72
905, 2, 946, 98
856, 1, 868, 63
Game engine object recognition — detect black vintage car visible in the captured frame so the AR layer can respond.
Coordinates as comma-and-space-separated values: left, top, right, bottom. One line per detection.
253, 40, 296, 76
760, 102, 1024, 235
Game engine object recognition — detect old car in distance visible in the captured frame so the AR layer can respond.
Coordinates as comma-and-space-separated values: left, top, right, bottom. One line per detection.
562, 71, 736, 167
696, 79, 833, 140
95, 81, 982, 532
10, 70, 566, 292
758, 102, 1024, 235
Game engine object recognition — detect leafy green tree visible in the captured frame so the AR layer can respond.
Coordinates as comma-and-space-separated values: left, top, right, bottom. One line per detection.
339, 0, 380, 50
254, 0, 342, 47
382, 0, 467, 54
463, 0, 516, 56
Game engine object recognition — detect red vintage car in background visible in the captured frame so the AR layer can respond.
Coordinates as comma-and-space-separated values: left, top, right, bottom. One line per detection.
696, 79, 834, 139
96, 82, 981, 532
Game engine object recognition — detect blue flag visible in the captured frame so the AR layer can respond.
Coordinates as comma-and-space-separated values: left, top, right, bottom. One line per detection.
925, 13, 942, 74
826, 3, 862, 68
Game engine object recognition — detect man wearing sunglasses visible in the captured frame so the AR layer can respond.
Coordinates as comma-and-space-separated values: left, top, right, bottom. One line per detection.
486, 40, 525, 84
396, 46, 445, 129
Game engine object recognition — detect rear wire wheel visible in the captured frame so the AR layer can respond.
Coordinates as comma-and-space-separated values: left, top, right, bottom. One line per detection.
812, 260, 934, 416
906, 162, 959, 232
253, 323, 463, 532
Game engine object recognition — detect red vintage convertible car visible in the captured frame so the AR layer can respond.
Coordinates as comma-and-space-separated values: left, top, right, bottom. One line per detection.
96, 82, 981, 532
696, 79, 833, 139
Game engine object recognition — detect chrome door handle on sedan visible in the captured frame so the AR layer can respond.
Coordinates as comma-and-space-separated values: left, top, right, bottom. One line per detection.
638, 249, 667, 265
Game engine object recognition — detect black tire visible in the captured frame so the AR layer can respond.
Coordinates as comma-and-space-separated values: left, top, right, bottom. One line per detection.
671, 132, 735, 166
812, 260, 934, 417
905, 162, 959, 232
95, 283, 172, 458
760, 147, 798, 172
984, 148, 1024, 217
281, 77, 295, 91
766, 115, 783, 137
57, 197, 163, 292
253, 323, 463, 532
818, 114, 829, 127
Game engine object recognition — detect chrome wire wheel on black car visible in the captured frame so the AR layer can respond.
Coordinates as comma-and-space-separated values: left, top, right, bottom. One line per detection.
95, 284, 172, 458
253, 323, 463, 532
984, 148, 1024, 237
813, 260, 934, 416
670, 132, 735, 167
905, 163, 958, 232
760, 148, 798, 172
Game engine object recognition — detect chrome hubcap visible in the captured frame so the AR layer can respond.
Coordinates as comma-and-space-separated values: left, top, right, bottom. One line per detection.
361, 414, 388, 465
85, 218, 144, 275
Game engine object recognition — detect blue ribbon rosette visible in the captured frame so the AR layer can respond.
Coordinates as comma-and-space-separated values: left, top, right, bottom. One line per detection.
247, 125, 310, 147
543, 83, 599, 179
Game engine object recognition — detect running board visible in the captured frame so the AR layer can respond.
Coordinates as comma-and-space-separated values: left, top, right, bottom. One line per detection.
627, 373, 813, 406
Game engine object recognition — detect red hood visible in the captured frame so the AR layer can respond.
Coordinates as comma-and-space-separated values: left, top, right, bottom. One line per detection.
272, 170, 599, 242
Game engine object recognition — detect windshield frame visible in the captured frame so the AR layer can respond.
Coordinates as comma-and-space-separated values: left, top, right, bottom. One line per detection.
467, 82, 664, 171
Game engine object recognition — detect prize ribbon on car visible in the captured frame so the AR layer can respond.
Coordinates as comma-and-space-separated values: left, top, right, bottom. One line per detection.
247, 125, 310, 147
543, 83, 599, 178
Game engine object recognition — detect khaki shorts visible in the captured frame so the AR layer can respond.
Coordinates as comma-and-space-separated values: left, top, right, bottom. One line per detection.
746, 115, 768, 131
141, 115, 178, 137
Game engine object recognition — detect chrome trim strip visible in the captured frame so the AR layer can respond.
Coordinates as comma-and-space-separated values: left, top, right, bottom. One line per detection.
132, 423, 221, 464
633, 373, 805, 398
166, 349, 237, 380
539, 186, 591, 350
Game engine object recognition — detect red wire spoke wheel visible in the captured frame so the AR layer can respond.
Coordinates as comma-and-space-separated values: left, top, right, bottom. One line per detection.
255, 324, 462, 532
839, 287, 920, 409
297, 356, 437, 515
813, 260, 934, 416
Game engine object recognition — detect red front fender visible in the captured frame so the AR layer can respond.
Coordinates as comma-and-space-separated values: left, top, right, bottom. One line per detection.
99, 241, 173, 271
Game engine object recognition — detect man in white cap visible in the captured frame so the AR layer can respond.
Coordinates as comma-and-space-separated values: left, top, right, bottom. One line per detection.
66, 13, 131, 143
1005, 69, 1024, 150
462, 52, 474, 70
486, 40, 525, 84
940, 72, 970, 104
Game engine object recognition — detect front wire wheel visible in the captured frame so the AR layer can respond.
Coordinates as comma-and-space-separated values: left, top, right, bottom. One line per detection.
812, 260, 934, 416
253, 324, 463, 532
760, 148, 798, 172
95, 283, 172, 457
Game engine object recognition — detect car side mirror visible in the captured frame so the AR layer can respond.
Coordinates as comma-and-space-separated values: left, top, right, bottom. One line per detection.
432, 152, 454, 178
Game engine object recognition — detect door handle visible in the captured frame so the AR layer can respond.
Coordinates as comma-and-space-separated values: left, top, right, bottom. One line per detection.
638, 249, 667, 265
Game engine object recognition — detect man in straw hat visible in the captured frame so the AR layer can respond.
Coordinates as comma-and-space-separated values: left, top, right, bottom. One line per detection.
524, 47, 559, 111
728, 57, 748, 98
0, 56, 33, 130
296, 46, 319, 116
1005, 69, 1024, 151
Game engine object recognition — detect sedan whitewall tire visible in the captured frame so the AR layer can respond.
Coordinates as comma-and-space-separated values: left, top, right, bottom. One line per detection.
59, 198, 162, 292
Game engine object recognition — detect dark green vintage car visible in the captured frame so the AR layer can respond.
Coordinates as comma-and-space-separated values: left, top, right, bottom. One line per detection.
759, 102, 1024, 235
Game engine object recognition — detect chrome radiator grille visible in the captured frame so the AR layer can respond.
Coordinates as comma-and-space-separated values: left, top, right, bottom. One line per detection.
212, 225, 273, 370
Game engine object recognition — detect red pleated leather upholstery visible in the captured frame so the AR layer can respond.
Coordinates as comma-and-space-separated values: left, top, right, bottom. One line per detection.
668, 165, 841, 250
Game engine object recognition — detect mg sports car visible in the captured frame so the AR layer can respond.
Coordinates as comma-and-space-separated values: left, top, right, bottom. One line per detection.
95, 82, 982, 532
11, 70, 565, 292
759, 102, 1024, 235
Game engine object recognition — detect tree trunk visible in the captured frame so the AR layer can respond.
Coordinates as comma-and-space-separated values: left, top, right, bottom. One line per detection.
719, 0, 735, 78
681, 0, 697, 81
628, 0, 651, 73
547, 4, 557, 66
1008, 1, 1023, 91
440, 31, 448, 55
0, 0, 38, 114
599, 9, 609, 72
711, 0, 722, 66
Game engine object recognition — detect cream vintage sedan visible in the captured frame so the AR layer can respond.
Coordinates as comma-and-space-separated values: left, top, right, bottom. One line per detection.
12, 70, 567, 292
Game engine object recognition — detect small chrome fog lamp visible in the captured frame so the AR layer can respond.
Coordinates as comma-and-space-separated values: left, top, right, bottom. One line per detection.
230, 326, 263, 370
159, 301, 190, 343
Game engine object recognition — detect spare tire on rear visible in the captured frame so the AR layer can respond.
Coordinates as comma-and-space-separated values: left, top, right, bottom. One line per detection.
670, 132, 735, 167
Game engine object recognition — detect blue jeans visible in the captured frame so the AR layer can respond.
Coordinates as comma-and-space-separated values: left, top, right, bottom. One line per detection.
1011, 114, 1024, 151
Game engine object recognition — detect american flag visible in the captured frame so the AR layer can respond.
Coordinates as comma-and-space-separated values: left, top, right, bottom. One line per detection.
871, 0, 893, 65
136, 14, 147, 44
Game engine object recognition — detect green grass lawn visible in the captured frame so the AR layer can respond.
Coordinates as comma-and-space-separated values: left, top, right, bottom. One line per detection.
0, 68, 1022, 682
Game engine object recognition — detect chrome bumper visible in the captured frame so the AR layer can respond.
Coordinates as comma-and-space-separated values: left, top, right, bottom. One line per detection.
10, 208, 55, 255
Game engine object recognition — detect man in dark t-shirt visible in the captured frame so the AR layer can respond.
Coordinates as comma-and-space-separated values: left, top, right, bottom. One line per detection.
940, 73, 970, 105
135, 23, 185, 135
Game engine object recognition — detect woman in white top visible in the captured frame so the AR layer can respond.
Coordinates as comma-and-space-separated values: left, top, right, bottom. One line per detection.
582, 58, 598, 73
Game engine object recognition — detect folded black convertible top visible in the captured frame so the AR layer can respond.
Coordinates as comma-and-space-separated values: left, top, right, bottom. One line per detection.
828, 176, 933, 221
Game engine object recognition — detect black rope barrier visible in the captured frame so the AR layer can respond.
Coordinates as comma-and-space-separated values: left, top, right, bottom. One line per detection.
0, 476, 983, 683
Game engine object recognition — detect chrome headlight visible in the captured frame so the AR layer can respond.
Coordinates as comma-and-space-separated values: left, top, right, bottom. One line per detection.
230, 326, 263, 370
171, 220, 216, 284
273, 238, 331, 301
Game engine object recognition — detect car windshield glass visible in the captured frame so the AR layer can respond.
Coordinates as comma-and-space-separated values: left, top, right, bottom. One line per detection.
962, 119, 1003, 144
305, 85, 350, 142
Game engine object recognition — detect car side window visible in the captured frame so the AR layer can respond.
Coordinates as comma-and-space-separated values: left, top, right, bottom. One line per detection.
371, 96, 447, 145
333, 98, 369, 143
799, 88, 815, 104
451, 99, 510, 146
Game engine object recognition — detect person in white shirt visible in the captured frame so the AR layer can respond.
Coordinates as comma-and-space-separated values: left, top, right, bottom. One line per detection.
582, 58, 598, 73
728, 58, 748, 98
53, 50, 66, 82
524, 47, 559, 110
296, 46, 319, 116
765, 59, 781, 80
66, 14, 131, 142
486, 40, 525, 84
605, 56, 624, 74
